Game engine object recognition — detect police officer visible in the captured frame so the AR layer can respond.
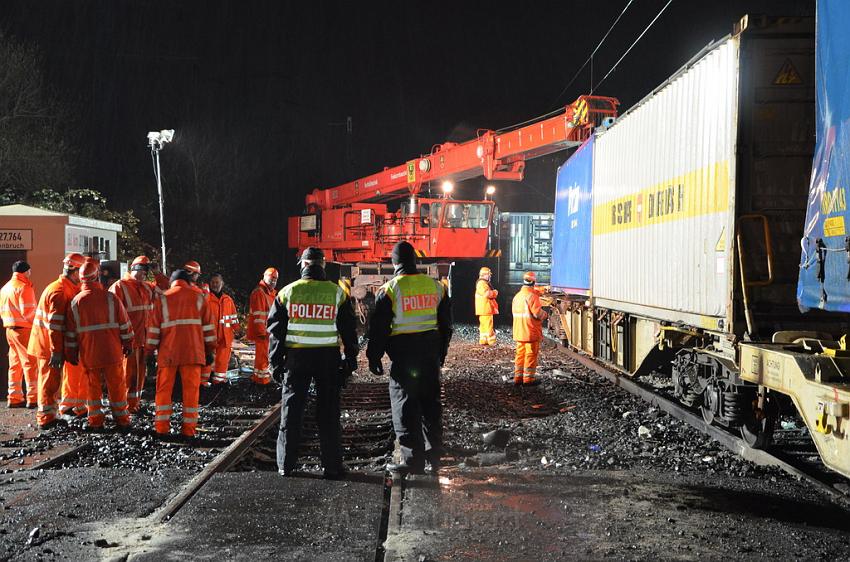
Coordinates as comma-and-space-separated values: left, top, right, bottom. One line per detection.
268, 247, 358, 479
367, 241, 452, 475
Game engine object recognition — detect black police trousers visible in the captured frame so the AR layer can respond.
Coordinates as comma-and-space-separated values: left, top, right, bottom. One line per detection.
387, 334, 443, 469
276, 348, 343, 473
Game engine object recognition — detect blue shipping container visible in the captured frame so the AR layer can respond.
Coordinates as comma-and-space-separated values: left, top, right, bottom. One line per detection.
551, 136, 593, 294
798, 0, 850, 311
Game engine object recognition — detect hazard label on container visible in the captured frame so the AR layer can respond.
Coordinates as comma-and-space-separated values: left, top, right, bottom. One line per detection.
773, 58, 803, 85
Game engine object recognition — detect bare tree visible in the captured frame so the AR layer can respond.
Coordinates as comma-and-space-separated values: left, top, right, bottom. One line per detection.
0, 33, 74, 201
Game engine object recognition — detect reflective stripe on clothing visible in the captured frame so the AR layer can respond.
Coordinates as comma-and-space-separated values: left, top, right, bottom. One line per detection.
67, 287, 134, 369
512, 286, 544, 343
382, 274, 444, 336
278, 279, 343, 349
0, 273, 37, 328
247, 282, 275, 340
28, 276, 80, 359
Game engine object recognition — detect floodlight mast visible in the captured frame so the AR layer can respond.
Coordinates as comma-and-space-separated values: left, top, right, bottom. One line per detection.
148, 129, 174, 272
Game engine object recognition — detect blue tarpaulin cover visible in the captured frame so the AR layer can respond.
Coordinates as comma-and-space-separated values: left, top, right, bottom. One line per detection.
797, 0, 850, 311
551, 137, 593, 294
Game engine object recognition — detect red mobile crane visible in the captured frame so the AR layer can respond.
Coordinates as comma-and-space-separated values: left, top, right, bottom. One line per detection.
288, 95, 618, 302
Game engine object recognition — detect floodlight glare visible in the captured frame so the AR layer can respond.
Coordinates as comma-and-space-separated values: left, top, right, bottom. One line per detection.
441, 181, 454, 194
485, 185, 496, 196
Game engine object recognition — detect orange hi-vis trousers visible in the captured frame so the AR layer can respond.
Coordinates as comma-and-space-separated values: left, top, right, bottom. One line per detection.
124, 348, 146, 413
38, 360, 86, 425
155, 365, 201, 437
59, 361, 87, 416
212, 345, 230, 384
514, 341, 540, 384
200, 364, 212, 387
478, 315, 496, 346
6, 327, 37, 406
251, 338, 270, 385
84, 363, 130, 428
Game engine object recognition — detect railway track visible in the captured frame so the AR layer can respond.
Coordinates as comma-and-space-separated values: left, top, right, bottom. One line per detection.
559, 345, 850, 506
155, 381, 394, 521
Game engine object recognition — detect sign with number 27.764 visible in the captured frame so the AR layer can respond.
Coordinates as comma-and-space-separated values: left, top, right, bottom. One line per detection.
0, 229, 32, 250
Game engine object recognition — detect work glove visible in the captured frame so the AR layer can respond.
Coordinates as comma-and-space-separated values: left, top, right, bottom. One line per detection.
204, 351, 215, 366
49, 352, 64, 370
123, 346, 133, 357
368, 357, 384, 376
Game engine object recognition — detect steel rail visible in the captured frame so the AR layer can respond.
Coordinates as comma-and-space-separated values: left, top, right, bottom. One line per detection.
155, 402, 282, 523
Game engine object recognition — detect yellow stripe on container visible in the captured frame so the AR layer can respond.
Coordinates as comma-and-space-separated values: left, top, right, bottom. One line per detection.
593, 161, 730, 235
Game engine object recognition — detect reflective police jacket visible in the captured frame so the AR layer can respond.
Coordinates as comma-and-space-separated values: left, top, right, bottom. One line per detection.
267, 267, 358, 367
366, 264, 453, 364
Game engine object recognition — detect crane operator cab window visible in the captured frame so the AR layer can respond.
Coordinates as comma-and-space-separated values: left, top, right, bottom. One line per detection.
443, 203, 489, 229
427, 202, 442, 228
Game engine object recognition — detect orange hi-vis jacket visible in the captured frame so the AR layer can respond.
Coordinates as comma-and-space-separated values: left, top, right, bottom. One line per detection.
0, 273, 37, 328
65, 281, 134, 369
209, 291, 237, 348
28, 275, 80, 359
146, 280, 216, 366
474, 279, 499, 316
247, 281, 275, 340
512, 285, 544, 343
110, 275, 154, 349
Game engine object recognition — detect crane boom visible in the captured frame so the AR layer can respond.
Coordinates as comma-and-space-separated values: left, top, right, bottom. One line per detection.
305, 95, 619, 211
289, 95, 618, 264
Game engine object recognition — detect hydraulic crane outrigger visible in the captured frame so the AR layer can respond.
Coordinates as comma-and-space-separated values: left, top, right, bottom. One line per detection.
287, 95, 618, 306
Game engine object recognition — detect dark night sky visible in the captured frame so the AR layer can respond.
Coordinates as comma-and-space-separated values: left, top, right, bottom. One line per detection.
0, 0, 814, 291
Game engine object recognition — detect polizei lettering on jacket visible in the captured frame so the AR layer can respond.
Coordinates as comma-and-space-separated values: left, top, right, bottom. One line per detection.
288, 303, 337, 320
401, 293, 439, 312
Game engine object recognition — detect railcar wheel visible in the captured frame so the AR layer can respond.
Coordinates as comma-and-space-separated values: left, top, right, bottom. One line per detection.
700, 385, 719, 425
740, 395, 777, 449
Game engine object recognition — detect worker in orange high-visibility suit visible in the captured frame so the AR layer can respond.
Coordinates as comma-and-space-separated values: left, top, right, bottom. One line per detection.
183, 261, 202, 288
511, 271, 548, 386
247, 267, 278, 385
109, 256, 155, 413
182, 262, 213, 386
0, 261, 38, 408
27, 253, 87, 428
146, 269, 216, 438
474, 266, 499, 346
65, 261, 134, 430
198, 282, 213, 387
208, 273, 237, 385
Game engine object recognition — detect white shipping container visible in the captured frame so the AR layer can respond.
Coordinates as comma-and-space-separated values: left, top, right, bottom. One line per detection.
591, 37, 739, 329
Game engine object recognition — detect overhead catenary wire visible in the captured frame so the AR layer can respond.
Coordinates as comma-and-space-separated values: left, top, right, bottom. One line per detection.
496, 0, 636, 134
593, 0, 675, 92
550, 0, 636, 109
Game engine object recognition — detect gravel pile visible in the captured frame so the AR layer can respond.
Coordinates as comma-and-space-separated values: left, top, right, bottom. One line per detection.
442, 325, 788, 482
38, 383, 280, 473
